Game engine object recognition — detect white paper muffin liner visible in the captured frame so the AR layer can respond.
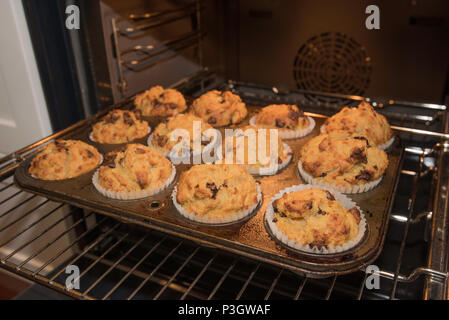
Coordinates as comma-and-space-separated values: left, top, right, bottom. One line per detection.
147, 132, 217, 163
377, 136, 395, 150
297, 160, 383, 194
89, 126, 151, 144
249, 116, 315, 139
92, 163, 176, 200
320, 124, 395, 151
265, 184, 366, 254
172, 184, 262, 225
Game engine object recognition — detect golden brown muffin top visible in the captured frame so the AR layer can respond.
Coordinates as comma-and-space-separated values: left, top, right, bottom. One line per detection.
255, 104, 309, 130
151, 113, 213, 155
176, 164, 259, 217
300, 133, 388, 187
29, 140, 101, 180
98, 144, 173, 192
91, 109, 149, 144
323, 101, 393, 147
134, 86, 187, 117
192, 90, 248, 127
220, 126, 290, 167
272, 188, 361, 249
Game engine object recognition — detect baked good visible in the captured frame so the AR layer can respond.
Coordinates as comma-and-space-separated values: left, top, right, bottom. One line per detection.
268, 187, 363, 251
173, 164, 260, 223
321, 101, 393, 148
299, 133, 389, 192
250, 104, 314, 139
219, 125, 292, 175
150, 113, 213, 156
91, 109, 149, 144
134, 86, 187, 117
192, 90, 247, 127
93, 144, 174, 199
29, 140, 101, 180
299, 133, 388, 193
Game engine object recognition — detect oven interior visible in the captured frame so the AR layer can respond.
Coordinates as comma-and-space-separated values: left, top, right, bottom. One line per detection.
0, 0, 449, 299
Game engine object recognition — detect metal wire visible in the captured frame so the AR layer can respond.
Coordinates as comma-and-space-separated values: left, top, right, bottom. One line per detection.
127, 241, 183, 300
0, 83, 447, 300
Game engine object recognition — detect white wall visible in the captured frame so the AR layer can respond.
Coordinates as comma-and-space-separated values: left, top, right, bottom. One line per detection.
0, 0, 52, 157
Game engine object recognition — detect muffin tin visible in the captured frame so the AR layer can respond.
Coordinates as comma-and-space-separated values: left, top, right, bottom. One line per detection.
13, 104, 404, 278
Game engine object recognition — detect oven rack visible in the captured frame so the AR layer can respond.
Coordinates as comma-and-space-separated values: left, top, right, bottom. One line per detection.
0, 163, 446, 300
0, 81, 448, 299
111, 1, 204, 96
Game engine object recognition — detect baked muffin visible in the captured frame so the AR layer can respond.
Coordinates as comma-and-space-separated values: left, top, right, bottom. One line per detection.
29, 140, 101, 180
322, 101, 393, 148
299, 133, 388, 193
219, 125, 292, 175
173, 164, 260, 223
192, 90, 248, 127
134, 86, 187, 117
91, 109, 149, 144
93, 144, 174, 199
150, 113, 213, 157
268, 188, 363, 251
251, 104, 314, 139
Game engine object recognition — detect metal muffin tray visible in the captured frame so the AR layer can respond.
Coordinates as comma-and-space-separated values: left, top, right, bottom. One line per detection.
14, 104, 404, 278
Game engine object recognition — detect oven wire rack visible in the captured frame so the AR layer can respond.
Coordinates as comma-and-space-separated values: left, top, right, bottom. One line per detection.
0, 80, 448, 300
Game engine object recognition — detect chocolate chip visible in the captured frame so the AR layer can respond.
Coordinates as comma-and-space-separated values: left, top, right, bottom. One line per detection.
309, 239, 328, 250
156, 134, 168, 147
374, 165, 378, 170
317, 208, 327, 215
288, 110, 300, 121
273, 200, 279, 213
123, 112, 134, 126
353, 136, 369, 146
355, 170, 372, 181
108, 163, 116, 168
168, 103, 178, 109
55, 140, 69, 153
272, 217, 278, 223
349, 207, 361, 224
326, 191, 335, 201
304, 201, 313, 210
137, 176, 147, 189
275, 119, 285, 128
222, 183, 228, 188
104, 153, 117, 164
54, 140, 65, 147
208, 117, 217, 125
86, 150, 94, 158
350, 147, 367, 163
104, 112, 120, 124
206, 182, 219, 199
133, 109, 142, 119
319, 172, 327, 177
